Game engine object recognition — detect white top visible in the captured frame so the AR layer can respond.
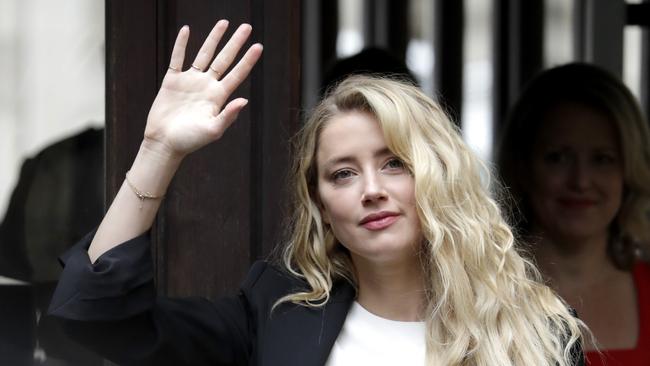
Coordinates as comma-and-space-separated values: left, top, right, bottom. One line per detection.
325, 301, 426, 365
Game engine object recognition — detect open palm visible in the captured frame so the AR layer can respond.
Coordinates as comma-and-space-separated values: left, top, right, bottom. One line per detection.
145, 20, 263, 158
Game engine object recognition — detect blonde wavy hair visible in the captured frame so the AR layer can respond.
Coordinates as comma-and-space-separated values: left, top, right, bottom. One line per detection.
279, 75, 583, 365
497, 63, 650, 269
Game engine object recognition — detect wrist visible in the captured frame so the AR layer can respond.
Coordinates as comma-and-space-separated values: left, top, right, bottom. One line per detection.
126, 140, 184, 199
140, 138, 185, 166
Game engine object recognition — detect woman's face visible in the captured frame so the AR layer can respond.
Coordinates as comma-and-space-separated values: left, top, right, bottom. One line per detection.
527, 103, 624, 244
316, 110, 422, 267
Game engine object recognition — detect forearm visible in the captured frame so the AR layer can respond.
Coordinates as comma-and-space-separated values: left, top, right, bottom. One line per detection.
88, 140, 182, 263
87, 21, 261, 262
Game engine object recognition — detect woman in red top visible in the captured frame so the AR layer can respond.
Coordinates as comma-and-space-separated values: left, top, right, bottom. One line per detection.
497, 63, 650, 365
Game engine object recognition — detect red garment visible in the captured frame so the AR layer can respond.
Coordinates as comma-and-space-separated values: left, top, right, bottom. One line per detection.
585, 262, 650, 366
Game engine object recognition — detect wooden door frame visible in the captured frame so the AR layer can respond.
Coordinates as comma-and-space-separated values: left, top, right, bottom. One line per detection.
105, 0, 301, 300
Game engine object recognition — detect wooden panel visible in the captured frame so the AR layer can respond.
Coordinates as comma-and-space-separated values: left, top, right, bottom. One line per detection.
320, 0, 339, 80
435, 0, 464, 123
105, 4, 159, 365
254, 1, 302, 258
492, 0, 544, 132
159, 0, 254, 299
106, 0, 302, 302
387, 0, 410, 61
105, 0, 158, 202
626, 3, 650, 26
580, 0, 624, 77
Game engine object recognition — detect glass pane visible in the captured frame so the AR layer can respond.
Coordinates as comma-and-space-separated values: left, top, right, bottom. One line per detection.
337, 0, 365, 58
407, 0, 435, 96
623, 24, 643, 101
544, 0, 576, 66
462, 0, 494, 161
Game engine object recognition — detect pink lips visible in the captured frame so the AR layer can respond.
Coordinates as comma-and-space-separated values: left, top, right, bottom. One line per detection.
359, 211, 400, 230
558, 198, 597, 209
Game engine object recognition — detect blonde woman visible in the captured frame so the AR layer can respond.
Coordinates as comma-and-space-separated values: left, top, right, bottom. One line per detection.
497, 63, 650, 365
49, 21, 584, 365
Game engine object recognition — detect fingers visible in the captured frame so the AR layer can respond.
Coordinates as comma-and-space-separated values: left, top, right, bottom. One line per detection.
210, 98, 249, 138
220, 43, 263, 95
168, 26, 190, 72
208, 23, 253, 78
167, 21, 263, 94
191, 20, 229, 71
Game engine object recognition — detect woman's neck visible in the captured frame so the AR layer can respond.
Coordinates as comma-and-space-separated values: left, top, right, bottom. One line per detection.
529, 228, 639, 352
529, 229, 618, 289
353, 256, 425, 322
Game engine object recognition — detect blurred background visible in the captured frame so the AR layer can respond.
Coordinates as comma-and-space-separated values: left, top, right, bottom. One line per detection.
0, 0, 647, 364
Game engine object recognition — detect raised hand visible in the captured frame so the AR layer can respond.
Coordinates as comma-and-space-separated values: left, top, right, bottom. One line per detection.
87, 20, 262, 262
144, 20, 263, 159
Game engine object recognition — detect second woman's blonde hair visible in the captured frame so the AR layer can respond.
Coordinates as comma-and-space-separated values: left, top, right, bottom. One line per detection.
280, 75, 583, 365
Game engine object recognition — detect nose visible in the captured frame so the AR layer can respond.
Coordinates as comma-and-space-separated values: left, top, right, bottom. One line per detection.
361, 173, 388, 204
568, 159, 592, 191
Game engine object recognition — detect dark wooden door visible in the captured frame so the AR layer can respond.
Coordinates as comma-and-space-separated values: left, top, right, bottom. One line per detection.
106, 0, 301, 300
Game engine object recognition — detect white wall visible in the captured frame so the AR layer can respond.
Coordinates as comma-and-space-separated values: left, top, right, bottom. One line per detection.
0, 0, 104, 217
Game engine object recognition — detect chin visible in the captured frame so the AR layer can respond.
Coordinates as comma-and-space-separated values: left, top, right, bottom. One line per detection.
552, 226, 609, 242
353, 244, 420, 265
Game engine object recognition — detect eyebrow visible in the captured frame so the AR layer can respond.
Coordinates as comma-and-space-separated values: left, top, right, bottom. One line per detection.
322, 147, 394, 170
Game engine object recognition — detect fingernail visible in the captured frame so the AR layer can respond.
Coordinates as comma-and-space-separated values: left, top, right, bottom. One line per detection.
240, 99, 249, 108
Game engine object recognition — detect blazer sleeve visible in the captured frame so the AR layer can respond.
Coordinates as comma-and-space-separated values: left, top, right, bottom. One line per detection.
47, 231, 266, 366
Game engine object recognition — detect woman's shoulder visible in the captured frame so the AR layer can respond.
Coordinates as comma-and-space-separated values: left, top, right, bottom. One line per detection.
240, 261, 308, 303
241, 261, 355, 309
242, 261, 303, 291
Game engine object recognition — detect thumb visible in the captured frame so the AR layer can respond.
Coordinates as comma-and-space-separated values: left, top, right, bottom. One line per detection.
210, 98, 249, 138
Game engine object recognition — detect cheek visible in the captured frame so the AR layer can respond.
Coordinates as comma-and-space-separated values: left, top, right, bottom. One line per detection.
603, 172, 625, 206
318, 189, 353, 227
526, 167, 562, 218
529, 163, 565, 197
319, 199, 332, 225
388, 175, 416, 202
527, 179, 565, 221
532, 180, 562, 200
321, 204, 356, 250
403, 181, 417, 204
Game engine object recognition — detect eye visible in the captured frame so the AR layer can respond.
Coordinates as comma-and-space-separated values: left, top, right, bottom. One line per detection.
543, 150, 570, 165
331, 169, 355, 182
383, 157, 407, 173
593, 153, 617, 165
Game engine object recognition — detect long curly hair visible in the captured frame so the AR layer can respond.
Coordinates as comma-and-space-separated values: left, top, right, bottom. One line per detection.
496, 63, 650, 269
279, 75, 583, 365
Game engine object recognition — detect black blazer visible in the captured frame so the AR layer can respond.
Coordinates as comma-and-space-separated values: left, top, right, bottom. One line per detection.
48, 232, 355, 366
48, 232, 584, 366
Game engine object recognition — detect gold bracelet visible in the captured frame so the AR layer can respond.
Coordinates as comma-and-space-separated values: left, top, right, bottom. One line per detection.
125, 170, 165, 208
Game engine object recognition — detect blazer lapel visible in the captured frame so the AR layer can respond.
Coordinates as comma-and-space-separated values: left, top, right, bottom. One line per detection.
260, 281, 355, 366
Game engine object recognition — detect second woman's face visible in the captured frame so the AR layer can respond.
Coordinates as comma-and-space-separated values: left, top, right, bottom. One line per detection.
316, 111, 422, 267
528, 103, 624, 243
